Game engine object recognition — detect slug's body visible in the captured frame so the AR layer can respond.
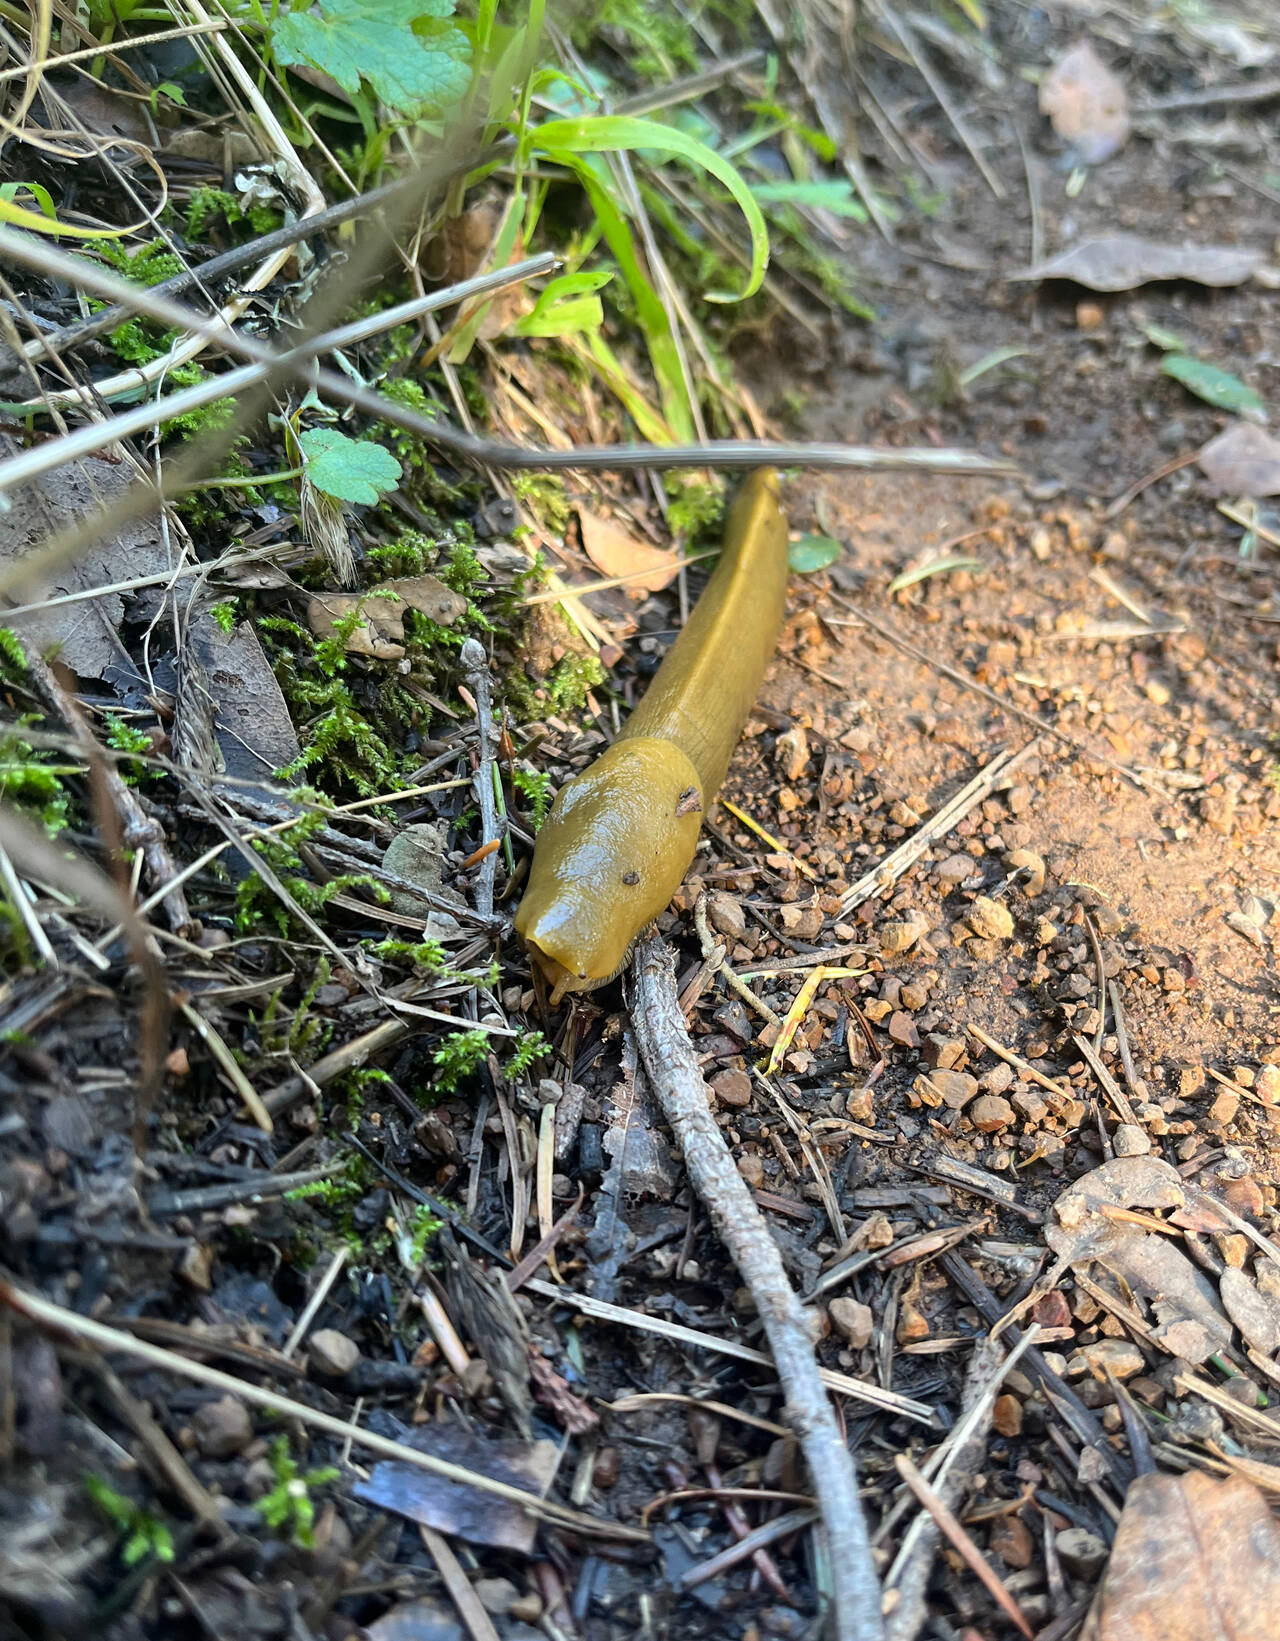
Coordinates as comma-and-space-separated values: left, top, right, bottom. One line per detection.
515, 468, 788, 1001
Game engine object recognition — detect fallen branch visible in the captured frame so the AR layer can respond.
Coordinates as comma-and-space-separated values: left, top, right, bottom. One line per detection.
628, 933, 884, 1641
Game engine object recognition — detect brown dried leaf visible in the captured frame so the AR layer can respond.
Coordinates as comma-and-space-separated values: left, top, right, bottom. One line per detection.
528, 1350, 599, 1435
1082, 1471, 1280, 1641
1219, 1265, 1280, 1355
307, 576, 468, 659
1011, 235, 1264, 292
1197, 422, 1280, 496
1040, 40, 1130, 164
579, 509, 681, 594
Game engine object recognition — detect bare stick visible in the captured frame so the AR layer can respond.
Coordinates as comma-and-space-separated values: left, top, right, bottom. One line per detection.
0, 226, 1016, 483
0, 256, 557, 494
629, 934, 884, 1641
460, 638, 500, 920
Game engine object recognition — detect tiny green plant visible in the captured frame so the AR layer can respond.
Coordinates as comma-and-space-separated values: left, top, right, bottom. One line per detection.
507, 1028, 549, 1077
408, 1202, 442, 1263
511, 765, 552, 830
432, 1027, 489, 1092
255, 1436, 340, 1548
210, 601, 238, 634
84, 1475, 175, 1568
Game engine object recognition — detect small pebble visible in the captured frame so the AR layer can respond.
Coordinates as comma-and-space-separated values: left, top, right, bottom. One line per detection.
932, 1070, 979, 1110
967, 896, 1015, 941
738, 1154, 764, 1187
192, 1395, 253, 1458
1112, 1123, 1151, 1157
308, 1329, 361, 1377
970, 1094, 1014, 1132
710, 1069, 752, 1109
992, 1393, 1022, 1437
829, 1297, 874, 1350
1209, 1089, 1240, 1127
1071, 1338, 1144, 1380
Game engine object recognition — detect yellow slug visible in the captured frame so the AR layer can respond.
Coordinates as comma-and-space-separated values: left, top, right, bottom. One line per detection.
515, 468, 788, 1002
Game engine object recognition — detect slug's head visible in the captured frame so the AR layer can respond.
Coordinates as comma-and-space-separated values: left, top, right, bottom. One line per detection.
514, 736, 705, 1004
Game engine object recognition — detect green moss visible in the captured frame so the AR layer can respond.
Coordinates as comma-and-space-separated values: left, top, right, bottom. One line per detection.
511, 473, 572, 536
186, 185, 281, 241
432, 1027, 489, 1092
505, 651, 605, 721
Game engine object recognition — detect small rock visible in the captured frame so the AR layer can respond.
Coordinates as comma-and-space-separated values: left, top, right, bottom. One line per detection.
308, 1329, 361, 1377
1179, 1065, 1206, 1098
179, 1242, 214, 1293
932, 1070, 979, 1110
1214, 1233, 1249, 1268
510, 1594, 544, 1624
1032, 1291, 1072, 1329
981, 1062, 1015, 1095
900, 983, 929, 1011
935, 853, 974, 887
1209, 1089, 1240, 1127
1072, 1338, 1144, 1380
775, 726, 809, 783
1056, 1527, 1108, 1578
192, 1394, 253, 1458
970, 1095, 1014, 1132
888, 1012, 920, 1047
879, 918, 925, 955
779, 902, 823, 940
710, 1069, 752, 1109
1257, 1064, 1280, 1104
707, 891, 747, 939
1220, 1173, 1264, 1217
592, 1447, 619, 1489
924, 1035, 966, 1071
992, 1393, 1023, 1437
967, 896, 1014, 941
738, 1154, 764, 1188
1011, 1087, 1047, 1124
1112, 1124, 1150, 1157
829, 1298, 874, 1350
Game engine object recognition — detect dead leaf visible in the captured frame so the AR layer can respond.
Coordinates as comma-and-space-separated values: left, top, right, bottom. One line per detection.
1040, 40, 1130, 164
1047, 1155, 1186, 1250
579, 508, 681, 594
1197, 422, 1280, 496
186, 614, 300, 787
1047, 1158, 1232, 1354
1220, 1266, 1280, 1355
1011, 235, 1264, 292
307, 576, 468, 660
351, 1425, 561, 1555
0, 452, 173, 686
1082, 1470, 1280, 1640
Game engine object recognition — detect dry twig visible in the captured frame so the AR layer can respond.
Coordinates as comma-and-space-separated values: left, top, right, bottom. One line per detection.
629, 933, 884, 1641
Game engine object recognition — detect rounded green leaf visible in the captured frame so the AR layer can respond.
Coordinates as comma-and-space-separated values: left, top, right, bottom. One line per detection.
788, 533, 842, 573
299, 427, 401, 504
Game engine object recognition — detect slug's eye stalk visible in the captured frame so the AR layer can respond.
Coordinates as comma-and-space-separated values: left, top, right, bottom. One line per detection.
513, 736, 704, 1001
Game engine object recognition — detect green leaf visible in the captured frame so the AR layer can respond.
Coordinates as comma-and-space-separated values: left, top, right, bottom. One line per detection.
1139, 321, 1185, 353
0, 180, 56, 219
533, 114, 769, 302
887, 556, 986, 593
299, 428, 401, 504
272, 0, 471, 117
1161, 354, 1265, 419
751, 179, 867, 220
788, 534, 842, 573
510, 294, 603, 337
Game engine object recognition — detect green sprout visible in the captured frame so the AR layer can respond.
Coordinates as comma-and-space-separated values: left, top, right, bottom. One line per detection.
84, 1475, 175, 1568
255, 1436, 340, 1547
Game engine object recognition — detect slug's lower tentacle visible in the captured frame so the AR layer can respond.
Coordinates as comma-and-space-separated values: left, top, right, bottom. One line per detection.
515, 469, 789, 998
